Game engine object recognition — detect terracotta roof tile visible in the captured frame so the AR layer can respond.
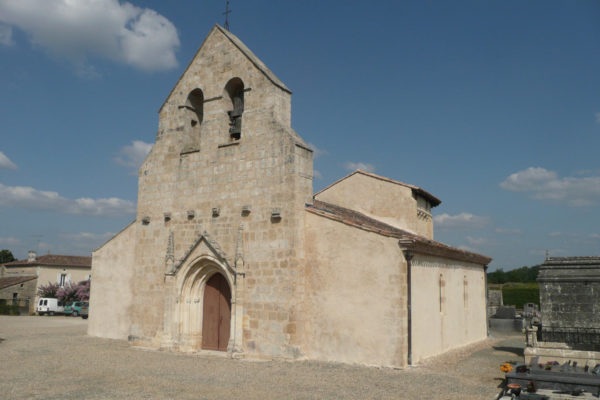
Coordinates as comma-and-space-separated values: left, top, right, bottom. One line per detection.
306, 200, 491, 265
3, 254, 91, 268
0, 276, 37, 290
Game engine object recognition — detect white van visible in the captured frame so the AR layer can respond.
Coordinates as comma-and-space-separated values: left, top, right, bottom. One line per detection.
37, 298, 65, 316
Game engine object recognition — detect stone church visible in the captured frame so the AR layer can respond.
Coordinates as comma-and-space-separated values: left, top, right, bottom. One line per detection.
89, 25, 491, 367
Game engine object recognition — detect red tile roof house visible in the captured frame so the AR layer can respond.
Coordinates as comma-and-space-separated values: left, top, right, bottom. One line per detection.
1, 251, 91, 314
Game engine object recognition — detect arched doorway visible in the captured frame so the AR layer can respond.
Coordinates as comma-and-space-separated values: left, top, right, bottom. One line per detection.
202, 273, 231, 351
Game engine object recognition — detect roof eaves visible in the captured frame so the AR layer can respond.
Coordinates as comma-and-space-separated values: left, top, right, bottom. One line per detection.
307, 201, 490, 266
399, 237, 492, 266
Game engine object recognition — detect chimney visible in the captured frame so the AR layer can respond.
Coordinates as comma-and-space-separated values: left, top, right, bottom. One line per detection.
28, 250, 37, 262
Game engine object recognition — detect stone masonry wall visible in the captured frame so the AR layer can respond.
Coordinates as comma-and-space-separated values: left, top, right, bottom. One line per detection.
538, 257, 600, 350
128, 26, 313, 358
303, 211, 408, 367
314, 173, 434, 239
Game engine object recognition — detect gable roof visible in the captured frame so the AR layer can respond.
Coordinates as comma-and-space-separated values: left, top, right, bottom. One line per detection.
159, 24, 291, 113
3, 254, 91, 268
306, 200, 490, 265
314, 170, 442, 207
0, 276, 37, 290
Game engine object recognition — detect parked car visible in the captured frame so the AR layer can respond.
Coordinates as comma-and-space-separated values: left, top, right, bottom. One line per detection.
64, 301, 88, 317
80, 303, 89, 319
36, 298, 65, 316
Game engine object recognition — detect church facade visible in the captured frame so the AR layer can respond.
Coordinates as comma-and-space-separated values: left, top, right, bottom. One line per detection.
88, 25, 491, 367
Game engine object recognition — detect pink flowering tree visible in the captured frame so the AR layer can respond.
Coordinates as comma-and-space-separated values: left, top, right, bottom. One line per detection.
75, 280, 90, 301
57, 282, 78, 304
57, 280, 90, 303
37, 282, 59, 298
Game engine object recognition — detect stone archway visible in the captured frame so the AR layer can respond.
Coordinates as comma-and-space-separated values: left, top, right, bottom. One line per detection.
175, 258, 234, 352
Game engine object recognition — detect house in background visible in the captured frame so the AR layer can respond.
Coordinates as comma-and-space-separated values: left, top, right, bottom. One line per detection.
0, 276, 37, 314
1, 251, 91, 313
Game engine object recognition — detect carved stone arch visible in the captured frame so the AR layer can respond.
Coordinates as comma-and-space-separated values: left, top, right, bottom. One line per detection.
175, 254, 236, 352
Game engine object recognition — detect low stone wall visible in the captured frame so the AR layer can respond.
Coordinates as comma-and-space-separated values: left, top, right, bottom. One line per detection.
524, 342, 600, 366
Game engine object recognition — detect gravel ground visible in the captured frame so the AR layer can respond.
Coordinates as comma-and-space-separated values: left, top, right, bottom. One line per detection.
0, 316, 523, 400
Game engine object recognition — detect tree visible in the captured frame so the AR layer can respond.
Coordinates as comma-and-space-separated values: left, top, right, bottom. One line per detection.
0, 249, 15, 264
487, 265, 540, 284
57, 282, 78, 304
75, 280, 90, 301
487, 268, 507, 284
37, 282, 59, 298
57, 280, 90, 303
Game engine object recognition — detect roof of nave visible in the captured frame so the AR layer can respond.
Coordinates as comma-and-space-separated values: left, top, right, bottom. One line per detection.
306, 199, 491, 266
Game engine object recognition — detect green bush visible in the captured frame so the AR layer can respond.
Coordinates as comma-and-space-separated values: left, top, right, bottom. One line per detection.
0, 303, 22, 315
502, 283, 540, 309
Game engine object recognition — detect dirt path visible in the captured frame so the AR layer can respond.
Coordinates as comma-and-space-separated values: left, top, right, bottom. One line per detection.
0, 316, 522, 399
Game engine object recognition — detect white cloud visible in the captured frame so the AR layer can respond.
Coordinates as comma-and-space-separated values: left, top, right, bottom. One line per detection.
590, 233, 600, 240
0, 151, 17, 170
37, 241, 52, 251
313, 170, 323, 180
547, 231, 580, 238
433, 212, 490, 230
0, 0, 179, 72
575, 169, 600, 176
500, 167, 600, 207
115, 140, 152, 171
0, 237, 20, 246
0, 183, 135, 216
59, 232, 114, 241
466, 236, 488, 246
0, 23, 13, 45
307, 143, 328, 159
458, 245, 478, 253
495, 228, 521, 235
344, 161, 375, 173
529, 248, 566, 257
595, 112, 600, 124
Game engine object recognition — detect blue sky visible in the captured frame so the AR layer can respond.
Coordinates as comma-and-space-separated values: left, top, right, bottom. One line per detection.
0, 0, 598, 270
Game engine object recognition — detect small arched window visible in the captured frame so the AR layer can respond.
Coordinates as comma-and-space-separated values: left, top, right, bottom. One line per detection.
185, 89, 204, 127
225, 78, 244, 140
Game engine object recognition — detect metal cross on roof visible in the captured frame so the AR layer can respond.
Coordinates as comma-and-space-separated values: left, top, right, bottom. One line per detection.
223, 0, 231, 31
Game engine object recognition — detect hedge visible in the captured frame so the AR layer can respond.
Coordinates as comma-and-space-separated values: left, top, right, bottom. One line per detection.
0, 303, 20, 315
502, 284, 540, 309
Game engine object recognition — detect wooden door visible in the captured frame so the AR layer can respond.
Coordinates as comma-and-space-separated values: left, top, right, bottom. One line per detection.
202, 273, 231, 351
